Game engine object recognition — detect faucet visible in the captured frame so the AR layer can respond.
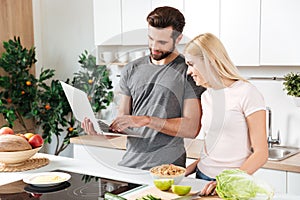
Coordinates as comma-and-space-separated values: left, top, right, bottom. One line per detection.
266, 107, 280, 148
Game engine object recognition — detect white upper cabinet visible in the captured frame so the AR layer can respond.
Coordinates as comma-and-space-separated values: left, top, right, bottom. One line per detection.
121, 0, 185, 45
151, 0, 184, 12
121, 0, 152, 45
93, 0, 122, 45
220, 0, 261, 66
93, 0, 300, 66
260, 0, 300, 65
184, 0, 220, 43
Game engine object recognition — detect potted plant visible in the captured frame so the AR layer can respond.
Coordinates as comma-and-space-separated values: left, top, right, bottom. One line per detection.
0, 37, 114, 155
0, 36, 44, 131
73, 50, 114, 114
283, 72, 300, 107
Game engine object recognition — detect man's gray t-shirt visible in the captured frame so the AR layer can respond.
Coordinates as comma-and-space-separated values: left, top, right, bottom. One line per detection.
118, 54, 205, 170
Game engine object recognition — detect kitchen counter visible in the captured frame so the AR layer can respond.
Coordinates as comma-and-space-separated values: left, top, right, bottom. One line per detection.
70, 135, 300, 173
0, 153, 150, 187
70, 135, 203, 160
264, 153, 300, 173
0, 153, 212, 199
1, 153, 300, 199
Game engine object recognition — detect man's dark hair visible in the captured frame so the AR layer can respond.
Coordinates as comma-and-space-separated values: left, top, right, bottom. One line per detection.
146, 6, 185, 40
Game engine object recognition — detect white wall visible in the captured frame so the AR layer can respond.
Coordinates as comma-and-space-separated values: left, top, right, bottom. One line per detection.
239, 66, 300, 148
32, 0, 95, 157
252, 79, 300, 147
33, 0, 95, 80
32, 0, 300, 158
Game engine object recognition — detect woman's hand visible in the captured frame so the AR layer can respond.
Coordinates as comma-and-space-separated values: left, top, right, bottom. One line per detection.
185, 159, 199, 177
200, 181, 217, 196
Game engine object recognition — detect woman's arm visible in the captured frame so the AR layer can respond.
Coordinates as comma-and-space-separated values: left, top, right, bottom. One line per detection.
239, 109, 268, 174
185, 158, 200, 176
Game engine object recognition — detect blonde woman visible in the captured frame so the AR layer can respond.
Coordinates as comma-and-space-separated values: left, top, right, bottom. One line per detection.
183, 33, 268, 196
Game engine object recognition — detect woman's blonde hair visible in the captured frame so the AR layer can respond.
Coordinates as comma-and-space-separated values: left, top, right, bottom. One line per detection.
184, 33, 246, 89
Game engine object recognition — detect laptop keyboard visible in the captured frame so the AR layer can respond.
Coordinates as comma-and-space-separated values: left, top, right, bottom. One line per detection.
97, 120, 137, 136
97, 120, 111, 132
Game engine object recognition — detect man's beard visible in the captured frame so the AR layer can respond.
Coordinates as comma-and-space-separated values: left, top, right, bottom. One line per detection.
150, 45, 175, 61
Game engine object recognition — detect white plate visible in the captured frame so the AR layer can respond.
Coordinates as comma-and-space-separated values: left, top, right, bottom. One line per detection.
23, 172, 71, 187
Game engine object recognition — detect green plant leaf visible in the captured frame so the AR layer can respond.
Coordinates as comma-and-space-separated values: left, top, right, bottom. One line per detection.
0, 39, 113, 155
283, 72, 300, 97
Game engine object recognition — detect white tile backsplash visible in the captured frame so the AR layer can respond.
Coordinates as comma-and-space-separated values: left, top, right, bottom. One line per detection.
250, 80, 300, 148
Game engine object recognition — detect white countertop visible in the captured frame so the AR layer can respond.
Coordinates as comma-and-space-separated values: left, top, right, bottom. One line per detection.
1, 153, 300, 199
0, 153, 151, 186
0, 153, 207, 191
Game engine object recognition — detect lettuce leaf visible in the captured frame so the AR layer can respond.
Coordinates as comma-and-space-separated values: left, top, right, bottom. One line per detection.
216, 169, 274, 200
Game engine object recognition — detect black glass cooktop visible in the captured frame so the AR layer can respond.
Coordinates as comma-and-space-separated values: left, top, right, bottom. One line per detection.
0, 170, 141, 200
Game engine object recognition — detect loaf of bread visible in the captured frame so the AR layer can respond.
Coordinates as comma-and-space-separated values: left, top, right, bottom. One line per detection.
0, 135, 32, 152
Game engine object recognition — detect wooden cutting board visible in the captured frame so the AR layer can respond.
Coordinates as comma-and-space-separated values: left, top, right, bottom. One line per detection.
125, 186, 221, 200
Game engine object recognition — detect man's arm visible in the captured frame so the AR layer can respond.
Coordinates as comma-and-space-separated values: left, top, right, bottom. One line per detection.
117, 94, 132, 116
110, 96, 202, 138
148, 98, 202, 138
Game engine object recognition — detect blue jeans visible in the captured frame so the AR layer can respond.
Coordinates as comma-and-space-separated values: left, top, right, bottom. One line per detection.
196, 168, 216, 181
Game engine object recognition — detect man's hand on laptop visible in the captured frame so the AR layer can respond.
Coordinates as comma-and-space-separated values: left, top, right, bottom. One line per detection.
81, 117, 128, 136
110, 115, 150, 133
81, 117, 98, 135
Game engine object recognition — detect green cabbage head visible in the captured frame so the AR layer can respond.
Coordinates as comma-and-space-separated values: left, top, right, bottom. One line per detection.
216, 169, 274, 200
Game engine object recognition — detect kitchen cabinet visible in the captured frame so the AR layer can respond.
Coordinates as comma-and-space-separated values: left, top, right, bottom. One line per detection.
220, 0, 260, 66
260, 0, 300, 65
254, 168, 286, 194
94, 0, 300, 65
121, 0, 152, 45
151, 0, 183, 12
93, 0, 122, 45
94, 0, 185, 46
185, 0, 261, 66
73, 143, 126, 167
287, 172, 300, 195
184, 0, 219, 43
122, 0, 184, 45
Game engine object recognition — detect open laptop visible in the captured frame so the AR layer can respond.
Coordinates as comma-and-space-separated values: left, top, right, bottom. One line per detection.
60, 81, 139, 137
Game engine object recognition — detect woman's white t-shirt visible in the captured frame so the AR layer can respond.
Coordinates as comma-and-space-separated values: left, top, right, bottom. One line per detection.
197, 80, 265, 178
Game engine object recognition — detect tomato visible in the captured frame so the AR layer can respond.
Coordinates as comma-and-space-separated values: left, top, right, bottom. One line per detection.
28, 134, 44, 148
0, 127, 14, 135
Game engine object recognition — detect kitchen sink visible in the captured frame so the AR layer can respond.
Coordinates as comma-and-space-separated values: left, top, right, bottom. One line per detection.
268, 146, 300, 161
